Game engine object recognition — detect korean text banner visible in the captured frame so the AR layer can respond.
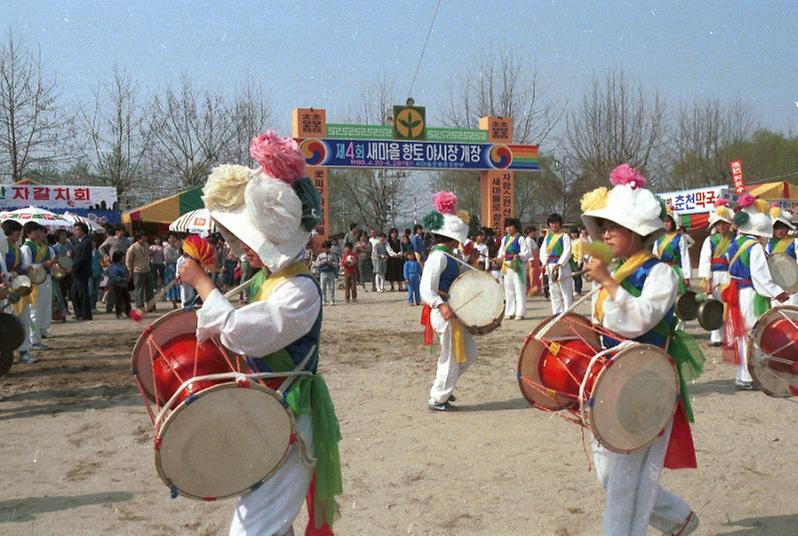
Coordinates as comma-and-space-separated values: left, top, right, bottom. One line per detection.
658, 186, 730, 215
0, 184, 118, 212
298, 138, 539, 171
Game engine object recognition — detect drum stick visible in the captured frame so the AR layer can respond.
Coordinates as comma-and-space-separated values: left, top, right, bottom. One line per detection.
452, 290, 484, 313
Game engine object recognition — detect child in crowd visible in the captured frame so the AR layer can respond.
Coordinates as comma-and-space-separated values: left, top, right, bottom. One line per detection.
176, 249, 198, 307
373, 233, 388, 292
403, 251, 421, 306
313, 240, 339, 306
341, 244, 358, 303
105, 250, 132, 318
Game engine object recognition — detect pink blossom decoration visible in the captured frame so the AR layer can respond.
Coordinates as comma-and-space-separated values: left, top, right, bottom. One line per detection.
771, 201, 780, 208
609, 163, 647, 190
737, 193, 755, 208
432, 191, 458, 214
714, 198, 729, 207
250, 131, 306, 183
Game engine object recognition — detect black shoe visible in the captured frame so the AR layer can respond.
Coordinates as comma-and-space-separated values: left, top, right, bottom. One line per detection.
427, 401, 452, 412
448, 394, 456, 403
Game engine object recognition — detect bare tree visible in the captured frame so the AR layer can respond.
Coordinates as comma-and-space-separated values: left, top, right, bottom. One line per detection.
438, 51, 564, 224
0, 33, 68, 182
561, 70, 668, 211
328, 79, 414, 231
226, 83, 274, 167
147, 77, 235, 188
666, 97, 756, 190
77, 68, 154, 199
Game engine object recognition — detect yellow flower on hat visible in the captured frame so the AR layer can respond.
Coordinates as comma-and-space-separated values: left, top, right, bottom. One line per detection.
581, 187, 609, 212
457, 209, 471, 225
716, 206, 730, 218
754, 198, 770, 214
770, 205, 782, 219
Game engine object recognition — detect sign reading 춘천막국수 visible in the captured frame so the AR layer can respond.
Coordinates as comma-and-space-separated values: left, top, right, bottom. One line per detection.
658, 186, 731, 215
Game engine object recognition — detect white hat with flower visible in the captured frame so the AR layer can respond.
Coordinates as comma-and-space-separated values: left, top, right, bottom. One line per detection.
708, 198, 734, 227
769, 202, 796, 231
422, 192, 469, 245
733, 194, 773, 238
580, 164, 665, 242
201, 131, 322, 272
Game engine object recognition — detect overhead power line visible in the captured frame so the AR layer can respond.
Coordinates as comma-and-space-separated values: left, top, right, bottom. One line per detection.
407, 0, 443, 99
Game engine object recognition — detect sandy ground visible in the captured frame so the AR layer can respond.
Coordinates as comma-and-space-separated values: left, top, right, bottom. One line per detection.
0, 287, 796, 536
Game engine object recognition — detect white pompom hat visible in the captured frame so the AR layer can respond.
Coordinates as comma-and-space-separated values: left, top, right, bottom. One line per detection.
708, 199, 734, 228
423, 191, 469, 245
580, 164, 664, 243
734, 194, 773, 238
202, 132, 321, 272
770, 204, 796, 231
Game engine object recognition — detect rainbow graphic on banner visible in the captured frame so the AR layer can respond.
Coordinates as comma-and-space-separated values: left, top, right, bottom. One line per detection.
508, 145, 539, 170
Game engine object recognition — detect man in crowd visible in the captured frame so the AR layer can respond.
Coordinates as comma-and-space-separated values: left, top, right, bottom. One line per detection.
411, 224, 427, 267
126, 232, 154, 311
71, 222, 94, 321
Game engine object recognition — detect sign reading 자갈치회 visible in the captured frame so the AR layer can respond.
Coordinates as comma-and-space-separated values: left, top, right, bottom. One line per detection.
0, 183, 120, 223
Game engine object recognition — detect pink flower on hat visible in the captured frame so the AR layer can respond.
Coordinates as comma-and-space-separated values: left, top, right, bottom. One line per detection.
432, 191, 458, 214
609, 163, 647, 190
737, 193, 755, 208
250, 131, 306, 184
714, 198, 729, 207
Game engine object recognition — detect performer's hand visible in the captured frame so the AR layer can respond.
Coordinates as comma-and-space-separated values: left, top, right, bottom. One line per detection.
437, 303, 454, 321
0, 283, 8, 299
704, 280, 712, 293
179, 258, 216, 301
42, 260, 54, 269
775, 292, 790, 303
684, 279, 690, 288
585, 257, 612, 287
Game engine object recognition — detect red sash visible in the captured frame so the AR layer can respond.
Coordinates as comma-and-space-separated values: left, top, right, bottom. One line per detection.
721, 279, 748, 365
664, 401, 697, 469
420, 305, 434, 346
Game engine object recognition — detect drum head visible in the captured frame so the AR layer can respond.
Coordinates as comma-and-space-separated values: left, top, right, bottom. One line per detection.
0, 312, 26, 354
57, 255, 74, 270
518, 313, 601, 410
27, 266, 46, 285
768, 254, 798, 294
697, 299, 724, 332
588, 344, 679, 453
448, 270, 505, 334
10, 275, 32, 296
156, 383, 294, 500
675, 291, 699, 321
749, 305, 798, 397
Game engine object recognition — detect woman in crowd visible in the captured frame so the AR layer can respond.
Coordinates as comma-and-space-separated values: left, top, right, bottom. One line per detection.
354, 231, 373, 292
385, 227, 405, 291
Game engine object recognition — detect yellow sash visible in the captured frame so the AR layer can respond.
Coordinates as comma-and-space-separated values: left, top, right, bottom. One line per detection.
714, 234, 732, 257
773, 237, 793, 255
594, 250, 655, 323
254, 262, 311, 303
24, 241, 50, 306
657, 232, 678, 258
729, 238, 756, 271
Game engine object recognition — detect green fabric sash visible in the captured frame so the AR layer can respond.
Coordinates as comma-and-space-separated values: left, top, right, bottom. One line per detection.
621, 281, 706, 422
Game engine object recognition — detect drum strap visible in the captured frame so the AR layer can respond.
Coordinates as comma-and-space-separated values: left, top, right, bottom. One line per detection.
772, 237, 794, 255
657, 232, 678, 259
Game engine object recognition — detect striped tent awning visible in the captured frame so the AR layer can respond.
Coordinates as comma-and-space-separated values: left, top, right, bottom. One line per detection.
122, 187, 204, 226
169, 208, 217, 235
677, 213, 710, 231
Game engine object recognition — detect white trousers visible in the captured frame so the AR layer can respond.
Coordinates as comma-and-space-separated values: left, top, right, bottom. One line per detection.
229, 415, 314, 536
502, 269, 526, 318
708, 270, 730, 344
736, 286, 758, 384
546, 264, 573, 315
790, 292, 798, 306
14, 303, 33, 352
30, 275, 52, 344
592, 421, 692, 535
428, 309, 478, 404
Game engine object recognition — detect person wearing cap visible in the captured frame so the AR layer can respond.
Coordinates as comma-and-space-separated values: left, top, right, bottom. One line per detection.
653, 208, 692, 289
697, 200, 735, 346
496, 217, 530, 320
767, 204, 798, 306
178, 132, 341, 536
419, 192, 477, 411
722, 194, 790, 390
541, 213, 573, 315
581, 164, 703, 536
20, 221, 55, 350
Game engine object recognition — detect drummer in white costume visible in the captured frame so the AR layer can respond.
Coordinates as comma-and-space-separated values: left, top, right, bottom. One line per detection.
767, 204, 798, 306
496, 218, 529, 319
20, 222, 55, 349
581, 164, 702, 536
653, 208, 692, 287
178, 132, 341, 536
721, 195, 790, 390
420, 192, 477, 411
697, 199, 734, 346
541, 213, 573, 314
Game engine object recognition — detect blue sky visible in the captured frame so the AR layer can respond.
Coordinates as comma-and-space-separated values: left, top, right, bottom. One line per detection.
3, 0, 797, 138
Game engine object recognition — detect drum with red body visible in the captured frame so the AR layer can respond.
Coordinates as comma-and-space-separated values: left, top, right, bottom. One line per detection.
518, 313, 680, 453
748, 305, 798, 397
131, 307, 297, 500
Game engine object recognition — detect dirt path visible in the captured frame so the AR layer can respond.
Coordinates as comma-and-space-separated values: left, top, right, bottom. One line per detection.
0, 290, 796, 535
